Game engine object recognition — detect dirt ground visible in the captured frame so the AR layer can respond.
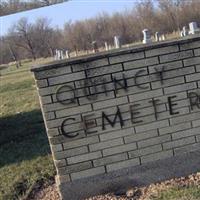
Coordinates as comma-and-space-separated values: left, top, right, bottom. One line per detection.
30, 172, 200, 200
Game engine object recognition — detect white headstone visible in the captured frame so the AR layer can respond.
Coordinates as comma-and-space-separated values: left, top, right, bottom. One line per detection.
182, 26, 188, 36
114, 36, 121, 48
55, 49, 60, 60
92, 41, 98, 53
105, 42, 109, 51
60, 50, 64, 59
65, 50, 70, 59
161, 34, 166, 41
155, 32, 160, 42
180, 30, 184, 37
54, 49, 57, 60
142, 29, 152, 44
58, 50, 61, 60
189, 22, 200, 34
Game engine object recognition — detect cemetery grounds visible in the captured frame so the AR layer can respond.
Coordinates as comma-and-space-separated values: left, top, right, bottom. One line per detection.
0, 59, 200, 200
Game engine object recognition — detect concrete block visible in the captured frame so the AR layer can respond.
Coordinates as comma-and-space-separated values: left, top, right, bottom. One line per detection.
109, 51, 144, 64
38, 82, 74, 96
93, 153, 128, 167
135, 120, 169, 133
56, 104, 92, 118
57, 174, 71, 184
116, 83, 150, 97
36, 79, 48, 88
54, 159, 67, 168
141, 150, 173, 164
71, 166, 105, 181
186, 73, 200, 82
44, 112, 55, 120
53, 146, 88, 160
103, 142, 137, 156
106, 158, 140, 172
174, 142, 200, 155
150, 66, 195, 83
163, 136, 196, 150
100, 127, 134, 141
35, 66, 71, 79
67, 151, 102, 165
48, 71, 85, 86
128, 144, 162, 158
63, 136, 99, 150
197, 135, 200, 142
40, 95, 52, 104
145, 45, 179, 57
148, 61, 183, 74
46, 114, 81, 129
124, 57, 159, 70
184, 57, 200, 67
124, 129, 158, 144
192, 119, 200, 127
172, 127, 200, 140
137, 135, 171, 148
89, 138, 124, 152
159, 122, 191, 135
87, 64, 123, 78
151, 76, 185, 89
159, 50, 193, 63
196, 65, 200, 72
170, 111, 200, 125
164, 82, 197, 95
180, 41, 200, 50
72, 58, 109, 72
79, 91, 115, 106
58, 161, 92, 175
51, 144, 63, 152
194, 48, 200, 56
129, 89, 163, 102
93, 96, 128, 110
48, 128, 60, 137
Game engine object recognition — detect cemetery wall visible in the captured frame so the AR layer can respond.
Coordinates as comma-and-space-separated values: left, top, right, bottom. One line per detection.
31, 35, 200, 200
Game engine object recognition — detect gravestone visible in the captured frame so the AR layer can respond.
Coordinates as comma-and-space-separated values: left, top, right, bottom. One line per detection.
114, 36, 121, 48
155, 32, 160, 42
105, 42, 109, 51
65, 50, 70, 59
142, 29, 152, 44
189, 22, 200, 35
183, 26, 189, 36
92, 41, 99, 53
32, 35, 200, 200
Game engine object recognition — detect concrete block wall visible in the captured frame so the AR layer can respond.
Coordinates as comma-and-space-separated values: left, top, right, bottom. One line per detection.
31, 35, 200, 199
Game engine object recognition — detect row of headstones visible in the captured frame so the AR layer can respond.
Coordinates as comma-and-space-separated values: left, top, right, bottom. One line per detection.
54, 49, 70, 60
180, 22, 200, 37
54, 21, 200, 60
143, 22, 200, 44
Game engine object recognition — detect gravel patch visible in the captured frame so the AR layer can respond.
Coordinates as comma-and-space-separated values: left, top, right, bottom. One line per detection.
30, 172, 200, 200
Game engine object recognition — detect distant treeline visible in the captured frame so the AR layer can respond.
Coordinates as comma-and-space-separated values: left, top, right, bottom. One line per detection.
1, 0, 200, 65
0, 0, 67, 16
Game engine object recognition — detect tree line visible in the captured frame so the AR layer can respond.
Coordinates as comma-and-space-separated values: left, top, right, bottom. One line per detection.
0, 0, 67, 16
1, 0, 200, 66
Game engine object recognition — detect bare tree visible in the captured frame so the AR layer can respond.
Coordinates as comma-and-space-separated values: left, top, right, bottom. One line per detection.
1, 0, 200, 65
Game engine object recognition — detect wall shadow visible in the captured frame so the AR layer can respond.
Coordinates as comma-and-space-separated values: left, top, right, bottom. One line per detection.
0, 109, 51, 167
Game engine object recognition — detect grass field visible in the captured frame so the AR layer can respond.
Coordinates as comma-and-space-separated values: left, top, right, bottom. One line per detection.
0, 60, 55, 200
0, 60, 199, 200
